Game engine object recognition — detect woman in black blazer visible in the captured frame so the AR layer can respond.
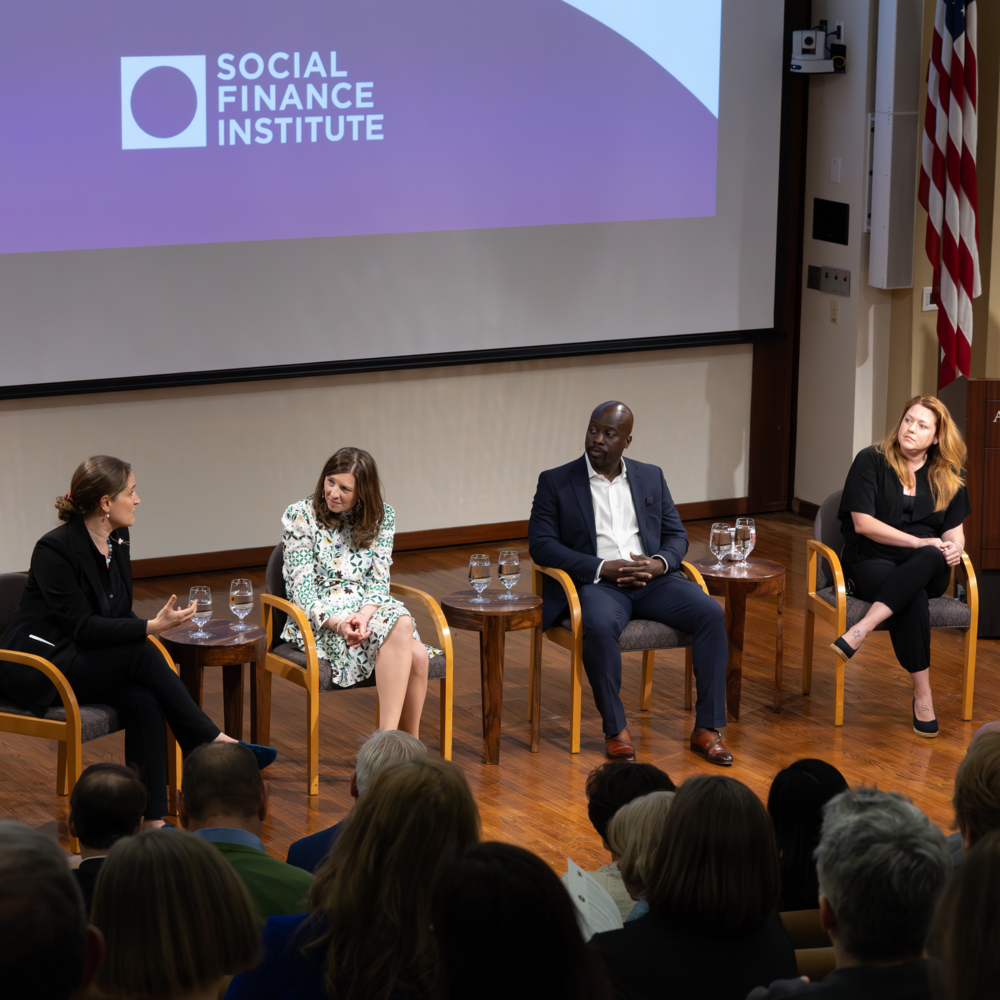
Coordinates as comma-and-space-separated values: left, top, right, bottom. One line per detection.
0, 455, 273, 823
831, 396, 970, 738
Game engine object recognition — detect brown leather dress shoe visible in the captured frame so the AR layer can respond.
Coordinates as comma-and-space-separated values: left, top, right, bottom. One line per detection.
689, 727, 733, 766
605, 728, 636, 761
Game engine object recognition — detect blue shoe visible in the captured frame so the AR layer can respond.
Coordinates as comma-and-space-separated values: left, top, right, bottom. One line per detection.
240, 740, 278, 769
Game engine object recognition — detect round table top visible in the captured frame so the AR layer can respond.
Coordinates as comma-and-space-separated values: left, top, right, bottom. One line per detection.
160, 619, 265, 648
440, 590, 543, 616
692, 556, 786, 583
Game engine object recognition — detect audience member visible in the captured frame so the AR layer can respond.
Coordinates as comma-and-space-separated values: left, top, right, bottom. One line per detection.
433, 841, 612, 1000
927, 828, 1000, 1000
592, 775, 796, 1000
946, 730, 1000, 866
0, 821, 104, 1000
605, 790, 675, 923
91, 829, 259, 999
226, 757, 480, 1000
287, 729, 427, 874
749, 787, 949, 999
561, 760, 676, 920
69, 762, 147, 913
767, 758, 849, 910
179, 742, 312, 921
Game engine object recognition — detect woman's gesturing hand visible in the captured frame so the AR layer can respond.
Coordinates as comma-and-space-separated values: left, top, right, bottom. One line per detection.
146, 595, 197, 635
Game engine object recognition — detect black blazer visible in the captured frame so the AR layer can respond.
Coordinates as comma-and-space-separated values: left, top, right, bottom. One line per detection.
527, 456, 689, 630
0, 519, 145, 714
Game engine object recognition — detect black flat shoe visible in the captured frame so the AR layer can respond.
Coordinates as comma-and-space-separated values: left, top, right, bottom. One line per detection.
912, 700, 939, 738
830, 636, 857, 662
240, 741, 278, 768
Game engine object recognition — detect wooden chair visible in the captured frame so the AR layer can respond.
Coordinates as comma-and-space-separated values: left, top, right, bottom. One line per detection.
528, 562, 710, 753
257, 545, 454, 796
0, 572, 183, 852
804, 490, 979, 725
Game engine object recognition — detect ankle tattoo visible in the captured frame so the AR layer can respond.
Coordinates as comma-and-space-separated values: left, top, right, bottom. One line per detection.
851, 629, 862, 639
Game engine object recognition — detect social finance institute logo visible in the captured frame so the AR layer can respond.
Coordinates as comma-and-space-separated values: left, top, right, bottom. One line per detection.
121, 56, 207, 149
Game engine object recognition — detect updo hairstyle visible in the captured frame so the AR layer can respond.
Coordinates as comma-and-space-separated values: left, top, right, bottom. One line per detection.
54, 456, 132, 522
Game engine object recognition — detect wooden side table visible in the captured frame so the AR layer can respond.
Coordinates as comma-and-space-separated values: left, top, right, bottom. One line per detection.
160, 620, 267, 741
440, 591, 542, 764
691, 558, 786, 720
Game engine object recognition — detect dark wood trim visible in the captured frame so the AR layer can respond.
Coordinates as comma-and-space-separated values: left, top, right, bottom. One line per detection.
128, 499, 755, 578
791, 497, 820, 522
965, 378, 989, 576
747, 0, 810, 512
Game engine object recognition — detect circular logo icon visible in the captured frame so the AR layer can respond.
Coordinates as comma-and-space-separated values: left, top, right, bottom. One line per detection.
130, 65, 198, 139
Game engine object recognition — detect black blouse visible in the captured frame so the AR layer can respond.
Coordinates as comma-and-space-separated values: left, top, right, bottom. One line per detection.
90, 539, 131, 619
839, 446, 971, 564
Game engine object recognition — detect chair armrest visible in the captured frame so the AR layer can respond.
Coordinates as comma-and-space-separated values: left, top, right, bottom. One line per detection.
531, 564, 581, 636
146, 635, 179, 675
957, 549, 979, 611
390, 583, 454, 666
0, 649, 82, 730
680, 560, 709, 595
807, 539, 846, 604
259, 593, 320, 680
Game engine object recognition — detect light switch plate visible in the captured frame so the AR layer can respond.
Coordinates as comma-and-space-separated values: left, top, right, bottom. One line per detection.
922, 287, 938, 311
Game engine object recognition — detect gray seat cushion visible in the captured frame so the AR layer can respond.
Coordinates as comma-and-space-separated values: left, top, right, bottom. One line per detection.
555, 615, 693, 651
271, 642, 446, 693
814, 588, 971, 630
0, 699, 122, 743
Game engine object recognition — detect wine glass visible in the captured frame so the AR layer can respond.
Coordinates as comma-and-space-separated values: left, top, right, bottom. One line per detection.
188, 585, 213, 639
497, 550, 520, 600
468, 554, 492, 604
709, 523, 733, 570
229, 578, 254, 631
734, 518, 756, 569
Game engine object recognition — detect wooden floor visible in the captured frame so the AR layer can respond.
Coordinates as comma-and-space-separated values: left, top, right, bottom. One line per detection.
2, 513, 997, 872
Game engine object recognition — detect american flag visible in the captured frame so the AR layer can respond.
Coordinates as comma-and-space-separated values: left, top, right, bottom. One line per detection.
918, 0, 981, 388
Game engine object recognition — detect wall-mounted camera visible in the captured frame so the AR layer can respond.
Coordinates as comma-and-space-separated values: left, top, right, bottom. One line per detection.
790, 20, 847, 74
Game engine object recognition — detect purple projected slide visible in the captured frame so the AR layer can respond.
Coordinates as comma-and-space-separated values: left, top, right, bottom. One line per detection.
0, 1, 718, 254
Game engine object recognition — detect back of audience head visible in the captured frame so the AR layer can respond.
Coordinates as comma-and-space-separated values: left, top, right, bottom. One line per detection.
0, 821, 103, 1000
310, 757, 480, 1000
767, 758, 849, 910
928, 828, 1000, 1000
433, 841, 611, 1000
646, 775, 779, 938
69, 762, 147, 851
815, 787, 948, 965
354, 728, 427, 797
91, 829, 258, 999
952, 730, 1000, 852
585, 761, 675, 851
179, 741, 262, 828
606, 790, 675, 900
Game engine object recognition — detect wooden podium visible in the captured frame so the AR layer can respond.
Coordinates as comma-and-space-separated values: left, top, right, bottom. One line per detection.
965, 379, 1000, 636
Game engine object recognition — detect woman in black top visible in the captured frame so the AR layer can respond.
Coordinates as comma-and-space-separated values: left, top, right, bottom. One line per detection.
832, 396, 970, 737
0, 455, 274, 822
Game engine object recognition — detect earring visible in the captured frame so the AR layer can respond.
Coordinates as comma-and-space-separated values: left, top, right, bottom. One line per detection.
106, 510, 110, 519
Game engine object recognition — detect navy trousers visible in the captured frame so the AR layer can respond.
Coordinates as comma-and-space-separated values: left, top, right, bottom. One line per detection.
577, 570, 728, 735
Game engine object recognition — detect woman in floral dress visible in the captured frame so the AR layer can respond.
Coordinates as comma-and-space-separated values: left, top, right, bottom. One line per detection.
281, 447, 429, 736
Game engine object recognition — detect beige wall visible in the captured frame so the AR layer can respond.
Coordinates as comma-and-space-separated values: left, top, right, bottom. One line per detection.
0, 345, 753, 571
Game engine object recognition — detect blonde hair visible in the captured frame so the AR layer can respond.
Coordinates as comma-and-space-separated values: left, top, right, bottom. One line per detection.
91, 830, 259, 999
308, 757, 480, 1000
606, 790, 675, 896
876, 396, 966, 512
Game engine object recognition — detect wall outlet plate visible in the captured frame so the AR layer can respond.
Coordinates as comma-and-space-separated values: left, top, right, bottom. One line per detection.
819, 266, 851, 296
807, 265, 822, 290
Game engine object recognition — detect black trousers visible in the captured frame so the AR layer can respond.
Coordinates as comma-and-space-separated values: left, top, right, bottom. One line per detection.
577, 571, 728, 734
63, 641, 220, 818
845, 546, 951, 674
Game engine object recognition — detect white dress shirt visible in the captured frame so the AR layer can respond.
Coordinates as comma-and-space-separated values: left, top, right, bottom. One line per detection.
586, 454, 668, 583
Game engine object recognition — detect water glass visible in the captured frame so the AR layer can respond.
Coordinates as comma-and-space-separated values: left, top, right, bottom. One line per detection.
497, 549, 521, 600
189, 585, 213, 639
734, 517, 756, 569
229, 578, 254, 631
468, 553, 492, 603
709, 523, 733, 570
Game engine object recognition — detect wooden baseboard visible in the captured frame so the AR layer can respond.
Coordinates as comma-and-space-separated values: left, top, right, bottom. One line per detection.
791, 497, 820, 521
129, 497, 758, 579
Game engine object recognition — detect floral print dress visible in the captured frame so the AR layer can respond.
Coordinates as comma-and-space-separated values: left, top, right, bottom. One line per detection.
281, 498, 432, 689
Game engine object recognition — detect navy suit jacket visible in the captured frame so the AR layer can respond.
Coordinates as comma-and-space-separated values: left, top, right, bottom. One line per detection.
286, 820, 345, 874
527, 455, 689, 631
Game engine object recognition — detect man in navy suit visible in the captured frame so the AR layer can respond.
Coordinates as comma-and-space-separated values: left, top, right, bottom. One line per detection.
528, 402, 732, 764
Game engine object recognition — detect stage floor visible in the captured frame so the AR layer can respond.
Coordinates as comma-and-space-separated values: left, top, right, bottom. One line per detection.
2, 513, 997, 870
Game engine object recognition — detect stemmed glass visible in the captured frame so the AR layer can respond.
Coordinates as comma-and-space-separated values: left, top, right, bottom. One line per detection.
229, 578, 254, 631
468, 554, 492, 604
734, 517, 756, 569
709, 523, 733, 571
188, 585, 213, 639
497, 549, 520, 600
